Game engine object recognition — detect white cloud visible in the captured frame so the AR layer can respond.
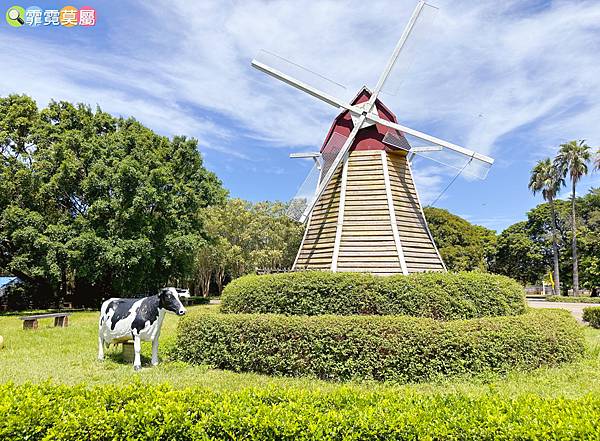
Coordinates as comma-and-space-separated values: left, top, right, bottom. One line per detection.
0, 0, 599, 209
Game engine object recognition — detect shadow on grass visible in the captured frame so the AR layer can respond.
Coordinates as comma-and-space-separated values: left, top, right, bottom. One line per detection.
103, 344, 159, 369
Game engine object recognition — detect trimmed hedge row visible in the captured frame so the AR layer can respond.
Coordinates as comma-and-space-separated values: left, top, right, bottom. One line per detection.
172, 309, 584, 382
547, 295, 600, 304
583, 306, 600, 328
221, 271, 526, 320
2, 383, 600, 440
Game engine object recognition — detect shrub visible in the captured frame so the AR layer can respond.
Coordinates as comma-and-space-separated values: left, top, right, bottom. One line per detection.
547, 295, 600, 304
172, 309, 583, 382
2, 383, 599, 440
583, 306, 600, 328
221, 271, 526, 319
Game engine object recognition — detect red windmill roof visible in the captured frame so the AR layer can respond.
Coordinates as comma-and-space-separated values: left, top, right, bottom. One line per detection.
320, 86, 407, 153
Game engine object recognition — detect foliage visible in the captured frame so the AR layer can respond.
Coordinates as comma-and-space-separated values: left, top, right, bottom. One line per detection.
492, 221, 546, 285
555, 140, 593, 188
494, 188, 600, 291
547, 296, 600, 304
554, 139, 593, 295
583, 306, 600, 328
4, 382, 600, 440
423, 207, 496, 271
577, 189, 600, 291
0, 94, 226, 305
221, 271, 526, 319
1, 309, 600, 390
173, 309, 583, 382
529, 158, 565, 203
529, 158, 564, 295
189, 199, 304, 296
584, 307, 600, 328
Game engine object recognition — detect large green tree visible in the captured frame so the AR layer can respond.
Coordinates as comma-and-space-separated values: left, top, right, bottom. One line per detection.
423, 207, 496, 272
576, 189, 600, 294
554, 140, 592, 295
493, 221, 546, 285
191, 199, 304, 296
493, 190, 600, 293
0, 94, 226, 306
528, 158, 564, 295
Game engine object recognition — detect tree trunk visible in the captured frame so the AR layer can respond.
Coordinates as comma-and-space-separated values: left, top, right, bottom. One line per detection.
197, 269, 211, 297
59, 266, 67, 309
571, 181, 579, 296
549, 198, 561, 297
215, 267, 225, 294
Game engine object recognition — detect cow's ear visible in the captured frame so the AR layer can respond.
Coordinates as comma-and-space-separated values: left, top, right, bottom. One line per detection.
159, 288, 168, 298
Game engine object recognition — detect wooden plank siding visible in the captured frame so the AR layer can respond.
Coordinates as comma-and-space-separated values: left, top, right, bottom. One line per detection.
293, 148, 445, 274
336, 151, 402, 275
386, 151, 445, 272
293, 164, 342, 269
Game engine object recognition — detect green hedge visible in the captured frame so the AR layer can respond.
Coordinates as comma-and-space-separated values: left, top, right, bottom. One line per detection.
221, 271, 526, 320
583, 306, 600, 328
0, 384, 600, 441
2, 383, 599, 440
172, 309, 583, 382
547, 295, 600, 304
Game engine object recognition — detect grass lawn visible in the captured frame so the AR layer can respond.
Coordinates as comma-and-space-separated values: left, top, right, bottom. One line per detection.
0, 305, 599, 398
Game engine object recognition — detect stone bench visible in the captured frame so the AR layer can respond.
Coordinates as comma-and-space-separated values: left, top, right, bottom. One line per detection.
18, 313, 71, 330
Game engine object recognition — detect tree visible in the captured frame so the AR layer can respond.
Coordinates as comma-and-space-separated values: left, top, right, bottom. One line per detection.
576, 189, 600, 294
528, 158, 564, 295
423, 207, 496, 272
0, 94, 227, 306
191, 199, 304, 296
493, 222, 546, 285
554, 140, 592, 295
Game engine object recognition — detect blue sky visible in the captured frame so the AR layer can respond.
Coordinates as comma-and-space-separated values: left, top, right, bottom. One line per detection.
1, 0, 599, 232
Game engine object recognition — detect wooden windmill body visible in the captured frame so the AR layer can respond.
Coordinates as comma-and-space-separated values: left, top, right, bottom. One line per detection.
252, 1, 494, 276
294, 88, 445, 275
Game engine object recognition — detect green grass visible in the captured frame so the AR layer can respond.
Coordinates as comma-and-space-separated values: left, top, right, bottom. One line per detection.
1, 306, 600, 399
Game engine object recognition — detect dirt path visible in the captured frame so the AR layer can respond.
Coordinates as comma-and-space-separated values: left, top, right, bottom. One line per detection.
527, 299, 597, 323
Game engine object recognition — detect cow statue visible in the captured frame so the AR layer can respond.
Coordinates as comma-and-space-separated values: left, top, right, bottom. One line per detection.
98, 287, 190, 371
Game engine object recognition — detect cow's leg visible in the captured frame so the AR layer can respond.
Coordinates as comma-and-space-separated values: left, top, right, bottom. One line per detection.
98, 334, 104, 361
133, 335, 142, 371
151, 336, 160, 366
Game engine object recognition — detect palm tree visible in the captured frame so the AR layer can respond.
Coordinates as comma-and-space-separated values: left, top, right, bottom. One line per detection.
529, 158, 564, 296
554, 140, 592, 296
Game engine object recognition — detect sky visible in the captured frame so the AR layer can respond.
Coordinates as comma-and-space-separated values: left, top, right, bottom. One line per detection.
1, 0, 599, 232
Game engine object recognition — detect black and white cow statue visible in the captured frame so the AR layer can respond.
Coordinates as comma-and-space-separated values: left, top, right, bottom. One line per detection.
98, 287, 189, 371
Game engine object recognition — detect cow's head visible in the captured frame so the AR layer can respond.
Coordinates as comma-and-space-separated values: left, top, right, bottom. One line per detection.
158, 287, 189, 316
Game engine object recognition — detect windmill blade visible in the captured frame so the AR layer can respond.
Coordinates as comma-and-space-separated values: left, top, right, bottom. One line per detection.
381, 125, 493, 179
320, 132, 349, 181
287, 158, 322, 222
370, 113, 493, 163
404, 133, 492, 179
286, 133, 348, 222
298, 114, 368, 223
252, 50, 350, 109
369, 1, 438, 102
380, 1, 439, 96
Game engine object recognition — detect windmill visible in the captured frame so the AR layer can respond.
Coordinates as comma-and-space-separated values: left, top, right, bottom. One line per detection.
252, 1, 494, 275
